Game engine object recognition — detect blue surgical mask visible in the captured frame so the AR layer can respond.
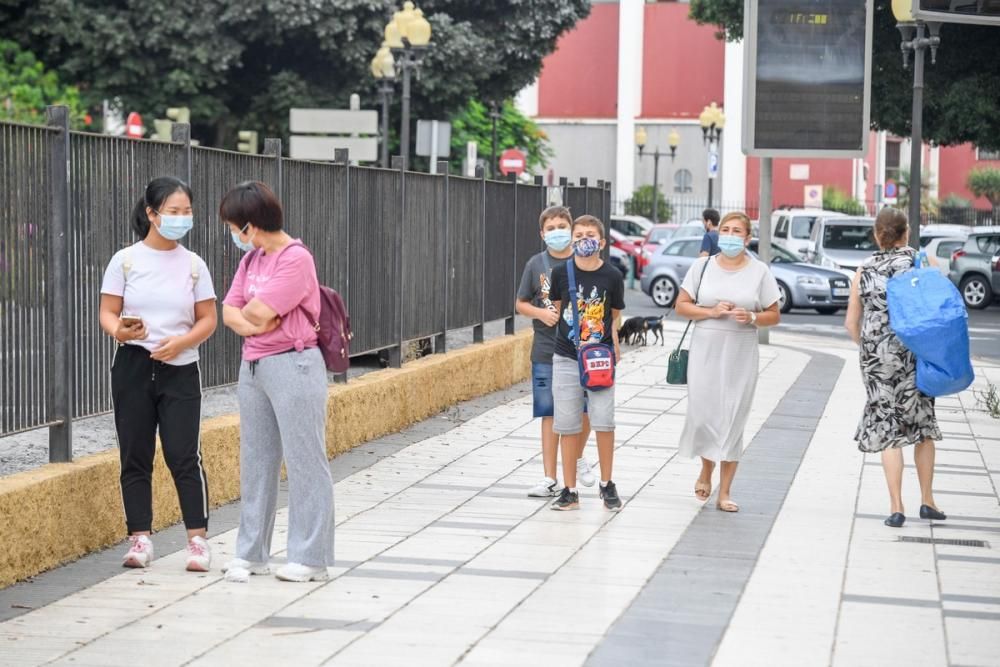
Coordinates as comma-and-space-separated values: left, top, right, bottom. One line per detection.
573, 237, 602, 258
231, 223, 256, 252
544, 229, 572, 251
718, 234, 746, 257
155, 213, 193, 241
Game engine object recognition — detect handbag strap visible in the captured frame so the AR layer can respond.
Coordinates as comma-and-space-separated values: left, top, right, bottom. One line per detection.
567, 258, 581, 349
672, 258, 711, 355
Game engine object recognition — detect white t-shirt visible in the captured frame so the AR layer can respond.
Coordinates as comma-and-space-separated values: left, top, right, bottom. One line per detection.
100, 242, 216, 366
680, 255, 781, 333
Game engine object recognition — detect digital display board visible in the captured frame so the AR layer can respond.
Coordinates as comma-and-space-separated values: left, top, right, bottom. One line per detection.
743, 0, 874, 157
914, 0, 1000, 26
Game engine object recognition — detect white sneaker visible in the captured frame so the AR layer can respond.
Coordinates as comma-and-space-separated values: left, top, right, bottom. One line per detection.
527, 477, 560, 497
185, 536, 211, 572
577, 457, 597, 487
221, 558, 271, 575
275, 563, 330, 582
122, 535, 154, 568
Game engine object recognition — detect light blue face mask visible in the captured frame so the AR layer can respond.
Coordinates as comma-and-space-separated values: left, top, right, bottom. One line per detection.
544, 228, 572, 251
155, 213, 193, 241
231, 223, 256, 252
718, 234, 746, 257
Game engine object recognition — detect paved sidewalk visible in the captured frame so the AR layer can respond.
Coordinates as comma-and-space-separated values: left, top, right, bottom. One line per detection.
1, 325, 998, 666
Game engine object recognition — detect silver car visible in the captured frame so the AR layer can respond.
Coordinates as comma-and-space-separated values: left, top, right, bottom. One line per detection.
804, 216, 877, 275
640, 236, 703, 307
748, 241, 851, 314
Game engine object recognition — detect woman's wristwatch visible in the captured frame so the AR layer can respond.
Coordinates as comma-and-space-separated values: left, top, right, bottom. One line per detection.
749, 311, 758, 326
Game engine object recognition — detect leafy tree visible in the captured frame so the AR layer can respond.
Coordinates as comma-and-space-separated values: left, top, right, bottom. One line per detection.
898, 169, 939, 218
822, 186, 865, 215
968, 167, 1000, 219
624, 185, 673, 222
0, 1, 589, 148
449, 99, 552, 174
0, 40, 87, 127
688, 0, 1000, 151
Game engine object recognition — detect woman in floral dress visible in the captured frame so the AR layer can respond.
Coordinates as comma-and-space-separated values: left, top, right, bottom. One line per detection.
844, 207, 945, 528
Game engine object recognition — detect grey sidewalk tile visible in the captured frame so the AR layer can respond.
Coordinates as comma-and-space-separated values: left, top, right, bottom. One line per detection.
940, 594, 1000, 604
937, 554, 1000, 564
256, 616, 380, 631
943, 610, 1000, 621
841, 594, 941, 608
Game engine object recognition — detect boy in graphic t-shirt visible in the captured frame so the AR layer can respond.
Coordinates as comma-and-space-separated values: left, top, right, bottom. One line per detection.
516, 206, 596, 498
548, 215, 626, 511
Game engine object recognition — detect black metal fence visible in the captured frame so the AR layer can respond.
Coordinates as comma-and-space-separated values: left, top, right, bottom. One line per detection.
0, 109, 612, 459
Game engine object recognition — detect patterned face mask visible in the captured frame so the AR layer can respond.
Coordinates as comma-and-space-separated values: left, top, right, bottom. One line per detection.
573, 237, 601, 257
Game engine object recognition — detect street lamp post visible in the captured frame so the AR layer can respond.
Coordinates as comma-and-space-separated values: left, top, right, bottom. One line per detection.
892, 0, 941, 250
699, 102, 725, 210
371, 44, 396, 168
635, 127, 680, 223
384, 1, 432, 169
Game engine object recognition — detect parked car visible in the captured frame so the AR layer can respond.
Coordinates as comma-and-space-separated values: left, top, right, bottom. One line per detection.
608, 245, 630, 279
609, 228, 645, 277
772, 208, 846, 258
747, 240, 850, 314
804, 216, 877, 275
674, 220, 707, 239
609, 215, 653, 244
949, 227, 1000, 309
924, 237, 967, 276
992, 252, 1000, 296
640, 224, 680, 265
640, 236, 703, 307
919, 223, 973, 248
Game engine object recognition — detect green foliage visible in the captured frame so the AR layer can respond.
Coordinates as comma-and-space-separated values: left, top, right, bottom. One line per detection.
624, 185, 673, 222
941, 193, 972, 209
449, 99, 552, 174
0, 40, 86, 128
974, 381, 1000, 419
967, 167, 1000, 207
687, 0, 1000, 151
898, 169, 939, 216
0, 1, 589, 148
822, 186, 865, 215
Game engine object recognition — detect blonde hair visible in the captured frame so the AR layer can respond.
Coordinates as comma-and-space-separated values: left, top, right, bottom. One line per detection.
720, 211, 752, 236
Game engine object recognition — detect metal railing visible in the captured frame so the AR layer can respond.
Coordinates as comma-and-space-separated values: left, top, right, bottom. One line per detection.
0, 109, 612, 460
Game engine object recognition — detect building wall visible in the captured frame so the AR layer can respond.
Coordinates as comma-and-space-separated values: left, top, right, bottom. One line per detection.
939, 144, 1000, 208
641, 2, 725, 120
536, 122, 618, 187
537, 3, 619, 119
745, 157, 855, 210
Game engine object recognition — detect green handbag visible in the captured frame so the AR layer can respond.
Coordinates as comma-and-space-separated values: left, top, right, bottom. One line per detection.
666, 259, 710, 386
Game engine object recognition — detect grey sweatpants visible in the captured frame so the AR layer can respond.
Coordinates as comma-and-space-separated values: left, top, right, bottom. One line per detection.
235, 348, 334, 567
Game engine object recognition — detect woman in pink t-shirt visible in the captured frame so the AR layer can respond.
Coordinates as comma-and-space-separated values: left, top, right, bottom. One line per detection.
218, 181, 334, 583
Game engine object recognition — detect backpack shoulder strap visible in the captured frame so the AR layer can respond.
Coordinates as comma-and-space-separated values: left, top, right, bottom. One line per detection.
566, 259, 580, 348
121, 247, 134, 282
188, 251, 199, 282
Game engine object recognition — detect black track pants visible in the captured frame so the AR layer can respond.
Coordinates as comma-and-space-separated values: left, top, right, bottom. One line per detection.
111, 344, 208, 534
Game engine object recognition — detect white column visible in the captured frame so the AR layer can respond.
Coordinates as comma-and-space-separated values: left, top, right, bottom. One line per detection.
721, 38, 747, 206
929, 144, 940, 200
514, 80, 539, 118
614, 0, 644, 211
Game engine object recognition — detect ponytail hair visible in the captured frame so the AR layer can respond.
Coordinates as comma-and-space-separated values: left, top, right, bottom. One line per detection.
130, 176, 194, 238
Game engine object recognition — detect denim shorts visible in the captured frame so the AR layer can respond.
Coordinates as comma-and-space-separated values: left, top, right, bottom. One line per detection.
532, 361, 588, 419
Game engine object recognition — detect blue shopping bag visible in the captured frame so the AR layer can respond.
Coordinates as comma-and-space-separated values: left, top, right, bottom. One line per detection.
887, 263, 974, 397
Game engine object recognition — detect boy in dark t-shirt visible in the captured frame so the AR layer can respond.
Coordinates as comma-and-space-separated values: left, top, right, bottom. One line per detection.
516, 206, 596, 498
548, 215, 626, 511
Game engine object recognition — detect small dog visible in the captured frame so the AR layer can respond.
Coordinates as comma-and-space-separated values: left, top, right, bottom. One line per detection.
644, 316, 665, 346
617, 316, 648, 346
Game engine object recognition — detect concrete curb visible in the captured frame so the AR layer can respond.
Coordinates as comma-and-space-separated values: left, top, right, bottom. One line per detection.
0, 331, 532, 588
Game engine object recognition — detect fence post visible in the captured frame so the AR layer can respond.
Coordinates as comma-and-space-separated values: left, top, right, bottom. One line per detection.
264, 138, 282, 203
597, 180, 606, 220
580, 177, 590, 215
171, 123, 192, 185
436, 159, 449, 354
473, 165, 486, 344
45, 106, 73, 463
389, 155, 406, 367
604, 180, 612, 222
506, 172, 517, 336
559, 177, 569, 214
330, 147, 350, 383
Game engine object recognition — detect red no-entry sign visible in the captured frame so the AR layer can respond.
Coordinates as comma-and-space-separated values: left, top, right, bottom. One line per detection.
499, 148, 527, 176
126, 112, 144, 139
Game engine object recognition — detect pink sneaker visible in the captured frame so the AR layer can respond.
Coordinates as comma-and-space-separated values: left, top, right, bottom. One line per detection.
122, 535, 154, 568
185, 536, 211, 572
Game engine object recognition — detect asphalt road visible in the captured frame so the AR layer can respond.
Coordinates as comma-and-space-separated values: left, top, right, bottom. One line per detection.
623, 284, 1000, 362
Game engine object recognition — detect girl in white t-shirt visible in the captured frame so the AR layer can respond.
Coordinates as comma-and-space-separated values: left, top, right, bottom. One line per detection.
98, 176, 217, 572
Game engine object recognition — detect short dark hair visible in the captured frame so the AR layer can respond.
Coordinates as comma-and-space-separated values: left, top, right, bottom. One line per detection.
539, 205, 572, 229
219, 181, 283, 232
573, 214, 605, 239
703, 208, 720, 226
131, 177, 193, 238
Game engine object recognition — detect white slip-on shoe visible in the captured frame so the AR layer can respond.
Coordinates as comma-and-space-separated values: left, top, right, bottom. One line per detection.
577, 457, 597, 488
275, 563, 330, 583
122, 535, 154, 568
185, 536, 211, 572
527, 477, 560, 497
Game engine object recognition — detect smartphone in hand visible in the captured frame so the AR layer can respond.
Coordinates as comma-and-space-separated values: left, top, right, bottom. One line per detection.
120, 314, 143, 328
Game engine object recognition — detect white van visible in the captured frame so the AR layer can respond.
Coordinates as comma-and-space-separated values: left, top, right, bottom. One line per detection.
771, 208, 846, 258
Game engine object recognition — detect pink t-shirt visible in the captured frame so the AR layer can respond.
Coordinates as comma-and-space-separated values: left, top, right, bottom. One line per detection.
223, 241, 320, 361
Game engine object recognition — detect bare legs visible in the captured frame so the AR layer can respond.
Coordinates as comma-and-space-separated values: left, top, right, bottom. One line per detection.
914, 439, 939, 509
546, 414, 593, 484
560, 433, 580, 489
881, 447, 905, 514
695, 457, 739, 511
541, 417, 558, 481
718, 462, 738, 509
880, 439, 939, 515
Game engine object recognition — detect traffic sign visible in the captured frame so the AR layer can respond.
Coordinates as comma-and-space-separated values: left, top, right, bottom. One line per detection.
499, 148, 527, 177
885, 180, 898, 199
804, 184, 823, 208
125, 112, 143, 139
707, 150, 719, 179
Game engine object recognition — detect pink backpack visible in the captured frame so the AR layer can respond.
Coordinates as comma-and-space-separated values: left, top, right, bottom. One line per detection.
244, 242, 352, 374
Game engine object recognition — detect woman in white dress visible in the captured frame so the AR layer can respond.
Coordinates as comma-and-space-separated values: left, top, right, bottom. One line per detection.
675, 212, 781, 512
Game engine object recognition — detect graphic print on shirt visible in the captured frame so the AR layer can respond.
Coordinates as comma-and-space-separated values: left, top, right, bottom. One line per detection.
539, 271, 555, 311
562, 283, 607, 345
